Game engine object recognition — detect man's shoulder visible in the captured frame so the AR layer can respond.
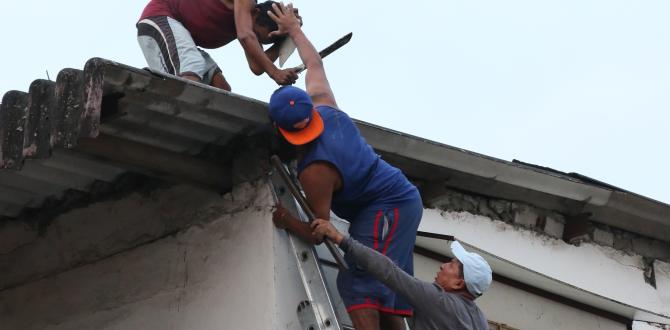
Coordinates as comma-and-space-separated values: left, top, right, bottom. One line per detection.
438, 290, 475, 308
315, 104, 342, 115
315, 105, 353, 126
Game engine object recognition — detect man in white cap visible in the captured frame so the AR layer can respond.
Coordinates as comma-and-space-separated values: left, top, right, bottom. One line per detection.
311, 219, 493, 330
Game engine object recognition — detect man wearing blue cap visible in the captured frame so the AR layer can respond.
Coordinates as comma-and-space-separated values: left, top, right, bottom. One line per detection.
312, 219, 493, 330
267, 3, 423, 329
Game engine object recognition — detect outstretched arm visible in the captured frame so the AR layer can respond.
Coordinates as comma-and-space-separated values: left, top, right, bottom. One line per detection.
234, 0, 297, 84
268, 3, 337, 108
311, 219, 439, 309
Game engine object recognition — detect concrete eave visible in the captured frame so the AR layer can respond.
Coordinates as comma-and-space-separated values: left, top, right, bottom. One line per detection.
355, 121, 670, 243
2, 57, 668, 244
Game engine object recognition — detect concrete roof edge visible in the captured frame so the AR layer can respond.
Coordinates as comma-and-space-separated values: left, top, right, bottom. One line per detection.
3, 57, 666, 238
353, 119, 670, 236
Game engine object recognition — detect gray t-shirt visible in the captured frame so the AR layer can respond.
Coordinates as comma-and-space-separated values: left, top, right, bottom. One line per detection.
340, 237, 489, 330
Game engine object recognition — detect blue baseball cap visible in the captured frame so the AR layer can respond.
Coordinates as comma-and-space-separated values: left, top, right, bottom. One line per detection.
450, 241, 492, 297
268, 86, 324, 145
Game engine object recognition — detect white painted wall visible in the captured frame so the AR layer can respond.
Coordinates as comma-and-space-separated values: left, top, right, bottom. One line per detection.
414, 254, 627, 329
418, 208, 670, 321
0, 182, 280, 330
0, 183, 237, 290
3, 180, 667, 329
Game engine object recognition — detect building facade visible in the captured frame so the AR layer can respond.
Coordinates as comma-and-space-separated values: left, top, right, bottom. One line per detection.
1, 59, 668, 329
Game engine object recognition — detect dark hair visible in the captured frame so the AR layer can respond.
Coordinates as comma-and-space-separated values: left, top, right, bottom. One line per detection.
255, 1, 279, 31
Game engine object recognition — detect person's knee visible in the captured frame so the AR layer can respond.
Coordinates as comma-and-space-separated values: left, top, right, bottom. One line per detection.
348, 308, 380, 330
379, 313, 406, 330
179, 72, 202, 82
211, 72, 231, 91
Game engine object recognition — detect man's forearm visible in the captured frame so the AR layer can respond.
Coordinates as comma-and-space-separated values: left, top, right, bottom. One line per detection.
239, 36, 278, 75
284, 215, 319, 245
234, 0, 278, 76
286, 26, 322, 70
339, 237, 432, 307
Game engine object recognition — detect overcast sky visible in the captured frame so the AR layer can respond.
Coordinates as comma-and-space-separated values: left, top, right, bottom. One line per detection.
1, 0, 668, 204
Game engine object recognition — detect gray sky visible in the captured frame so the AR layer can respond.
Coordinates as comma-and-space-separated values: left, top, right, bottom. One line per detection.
1, 0, 668, 204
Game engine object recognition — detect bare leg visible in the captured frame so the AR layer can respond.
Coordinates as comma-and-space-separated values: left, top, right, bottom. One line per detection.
379, 313, 406, 330
349, 308, 380, 330
211, 72, 232, 91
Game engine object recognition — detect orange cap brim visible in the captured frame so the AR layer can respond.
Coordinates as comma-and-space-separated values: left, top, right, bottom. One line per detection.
277, 109, 324, 145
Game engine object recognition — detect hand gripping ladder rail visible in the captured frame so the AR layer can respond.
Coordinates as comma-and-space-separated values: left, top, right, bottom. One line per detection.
269, 155, 350, 330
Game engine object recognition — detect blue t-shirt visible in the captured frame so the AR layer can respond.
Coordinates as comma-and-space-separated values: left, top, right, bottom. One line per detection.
298, 106, 419, 221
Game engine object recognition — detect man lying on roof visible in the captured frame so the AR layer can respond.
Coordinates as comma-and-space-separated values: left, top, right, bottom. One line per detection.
266, 3, 422, 329
312, 219, 493, 330
137, 0, 300, 91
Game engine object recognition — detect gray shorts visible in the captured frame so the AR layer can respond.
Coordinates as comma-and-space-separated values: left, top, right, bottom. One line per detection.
137, 16, 220, 84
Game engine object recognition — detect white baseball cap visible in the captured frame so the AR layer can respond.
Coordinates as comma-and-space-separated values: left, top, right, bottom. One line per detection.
450, 241, 492, 297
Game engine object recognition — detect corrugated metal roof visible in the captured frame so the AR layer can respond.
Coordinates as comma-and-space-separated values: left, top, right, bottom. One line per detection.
0, 58, 268, 219
0, 58, 668, 243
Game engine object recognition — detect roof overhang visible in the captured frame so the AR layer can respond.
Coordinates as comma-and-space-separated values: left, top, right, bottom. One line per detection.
1, 58, 668, 244
356, 122, 670, 243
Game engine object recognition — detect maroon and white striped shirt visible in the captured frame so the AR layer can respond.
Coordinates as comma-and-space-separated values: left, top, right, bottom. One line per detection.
139, 0, 237, 49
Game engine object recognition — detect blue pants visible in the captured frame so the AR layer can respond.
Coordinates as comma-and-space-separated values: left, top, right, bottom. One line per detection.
337, 196, 423, 316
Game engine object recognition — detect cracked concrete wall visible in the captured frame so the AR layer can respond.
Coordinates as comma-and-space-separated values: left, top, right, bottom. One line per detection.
424, 186, 670, 262
0, 180, 278, 330
0, 178, 264, 291
425, 186, 566, 239
633, 321, 670, 330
